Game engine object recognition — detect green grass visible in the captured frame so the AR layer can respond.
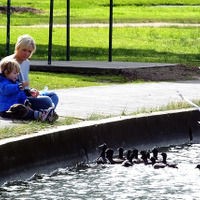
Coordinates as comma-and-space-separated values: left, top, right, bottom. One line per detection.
125, 99, 200, 116
0, 0, 200, 65
29, 71, 127, 90
2, 0, 200, 8
0, 117, 81, 140
0, 0, 200, 25
1, 26, 200, 66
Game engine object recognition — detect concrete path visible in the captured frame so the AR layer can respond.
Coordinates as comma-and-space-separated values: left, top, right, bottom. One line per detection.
55, 80, 200, 119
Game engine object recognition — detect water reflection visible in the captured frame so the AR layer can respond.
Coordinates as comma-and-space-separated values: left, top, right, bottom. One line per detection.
1, 143, 200, 199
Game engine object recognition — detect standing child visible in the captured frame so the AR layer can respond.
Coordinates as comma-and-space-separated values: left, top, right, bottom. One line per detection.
0, 60, 58, 122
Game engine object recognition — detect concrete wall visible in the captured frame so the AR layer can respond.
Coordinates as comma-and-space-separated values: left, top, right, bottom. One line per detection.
0, 108, 200, 184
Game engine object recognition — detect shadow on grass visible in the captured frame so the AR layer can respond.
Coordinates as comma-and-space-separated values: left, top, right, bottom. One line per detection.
0, 44, 199, 65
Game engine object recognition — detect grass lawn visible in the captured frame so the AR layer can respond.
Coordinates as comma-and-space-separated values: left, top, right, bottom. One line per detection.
29, 71, 127, 90
0, 0, 199, 66
0, 0, 200, 25
1, 26, 200, 66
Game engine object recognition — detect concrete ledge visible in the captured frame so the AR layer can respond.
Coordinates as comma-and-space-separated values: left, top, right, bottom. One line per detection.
30, 60, 176, 74
0, 108, 200, 184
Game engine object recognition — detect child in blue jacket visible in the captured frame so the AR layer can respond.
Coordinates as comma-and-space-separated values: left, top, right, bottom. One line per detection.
0, 60, 58, 122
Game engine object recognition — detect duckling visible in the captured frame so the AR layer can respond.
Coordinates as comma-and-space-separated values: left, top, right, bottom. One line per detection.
161, 152, 178, 169
150, 157, 166, 169
96, 143, 107, 164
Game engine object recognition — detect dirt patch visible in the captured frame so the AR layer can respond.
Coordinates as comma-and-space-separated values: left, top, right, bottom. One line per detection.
121, 64, 200, 81
0, 6, 43, 14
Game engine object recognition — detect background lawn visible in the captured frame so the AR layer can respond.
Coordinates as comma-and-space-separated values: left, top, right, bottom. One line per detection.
0, 0, 200, 65
0, 26, 199, 66
0, 0, 200, 25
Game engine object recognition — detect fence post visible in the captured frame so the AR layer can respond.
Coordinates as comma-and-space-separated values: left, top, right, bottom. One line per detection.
48, 0, 54, 65
109, 0, 113, 62
66, 0, 70, 61
6, 0, 11, 56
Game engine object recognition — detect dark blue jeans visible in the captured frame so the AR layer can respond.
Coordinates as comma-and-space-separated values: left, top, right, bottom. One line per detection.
28, 92, 59, 110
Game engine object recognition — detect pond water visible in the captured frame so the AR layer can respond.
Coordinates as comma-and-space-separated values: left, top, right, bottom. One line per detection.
1, 143, 200, 200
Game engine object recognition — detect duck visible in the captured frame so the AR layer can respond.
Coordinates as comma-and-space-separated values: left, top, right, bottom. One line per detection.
105, 148, 118, 164
195, 164, 200, 169
152, 148, 163, 163
126, 150, 132, 160
161, 152, 178, 169
121, 153, 134, 167
98, 143, 107, 150
152, 148, 159, 160
132, 148, 143, 164
96, 143, 107, 164
140, 150, 151, 165
112, 147, 126, 163
146, 152, 151, 160
150, 157, 166, 169
117, 147, 125, 160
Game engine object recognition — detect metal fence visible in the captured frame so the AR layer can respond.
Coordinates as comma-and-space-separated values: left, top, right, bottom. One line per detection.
5, 0, 114, 64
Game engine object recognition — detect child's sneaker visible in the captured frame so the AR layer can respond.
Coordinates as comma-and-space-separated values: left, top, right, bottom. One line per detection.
47, 110, 59, 123
38, 107, 58, 123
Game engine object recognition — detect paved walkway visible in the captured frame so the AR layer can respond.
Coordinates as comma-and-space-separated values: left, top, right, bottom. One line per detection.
55, 80, 200, 119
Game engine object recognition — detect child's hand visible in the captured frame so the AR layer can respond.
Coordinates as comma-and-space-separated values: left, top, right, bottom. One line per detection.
30, 88, 40, 98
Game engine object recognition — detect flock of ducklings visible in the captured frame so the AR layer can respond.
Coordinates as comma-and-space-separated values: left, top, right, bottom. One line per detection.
96, 143, 181, 169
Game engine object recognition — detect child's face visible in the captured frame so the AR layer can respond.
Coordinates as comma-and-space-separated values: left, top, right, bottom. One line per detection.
6, 68, 19, 82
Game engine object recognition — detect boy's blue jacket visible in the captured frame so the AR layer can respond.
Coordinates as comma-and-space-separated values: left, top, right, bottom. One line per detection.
0, 73, 27, 112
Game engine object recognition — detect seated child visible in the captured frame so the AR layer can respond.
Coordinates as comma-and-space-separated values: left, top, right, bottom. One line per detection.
0, 60, 58, 122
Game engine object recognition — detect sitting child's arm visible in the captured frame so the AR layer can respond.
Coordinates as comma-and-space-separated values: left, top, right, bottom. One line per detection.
0, 80, 24, 96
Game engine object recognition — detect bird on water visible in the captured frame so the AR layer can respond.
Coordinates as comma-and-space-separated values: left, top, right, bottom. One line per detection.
161, 152, 178, 169
96, 143, 108, 164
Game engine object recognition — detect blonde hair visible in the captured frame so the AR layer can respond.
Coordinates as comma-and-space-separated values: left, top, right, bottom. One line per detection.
1, 60, 20, 76
15, 34, 36, 57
